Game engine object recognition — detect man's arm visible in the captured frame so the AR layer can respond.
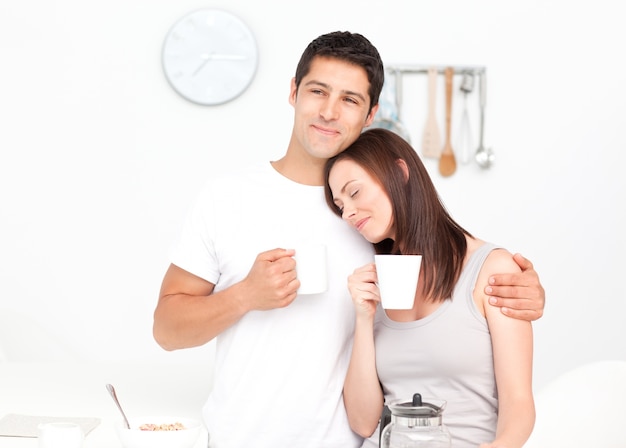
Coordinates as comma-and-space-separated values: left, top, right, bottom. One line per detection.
153, 248, 299, 351
485, 253, 545, 322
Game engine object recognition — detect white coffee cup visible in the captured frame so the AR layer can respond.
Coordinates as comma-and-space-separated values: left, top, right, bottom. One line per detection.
374, 254, 422, 309
294, 244, 328, 295
38, 422, 84, 448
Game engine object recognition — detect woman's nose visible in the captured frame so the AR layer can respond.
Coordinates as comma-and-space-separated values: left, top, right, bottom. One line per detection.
342, 204, 357, 220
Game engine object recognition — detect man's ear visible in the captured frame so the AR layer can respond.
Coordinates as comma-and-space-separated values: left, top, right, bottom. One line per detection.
364, 104, 380, 127
288, 77, 297, 106
396, 158, 409, 182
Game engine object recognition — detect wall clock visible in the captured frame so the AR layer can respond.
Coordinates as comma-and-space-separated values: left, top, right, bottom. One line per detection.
162, 9, 258, 106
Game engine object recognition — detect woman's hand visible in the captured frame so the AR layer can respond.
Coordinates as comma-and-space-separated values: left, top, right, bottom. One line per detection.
347, 263, 380, 319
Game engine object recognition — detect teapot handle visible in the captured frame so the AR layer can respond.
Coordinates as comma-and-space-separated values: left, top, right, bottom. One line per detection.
379, 405, 392, 447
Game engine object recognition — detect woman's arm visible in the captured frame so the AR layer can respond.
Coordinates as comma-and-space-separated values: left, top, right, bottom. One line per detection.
343, 264, 385, 437
478, 250, 535, 448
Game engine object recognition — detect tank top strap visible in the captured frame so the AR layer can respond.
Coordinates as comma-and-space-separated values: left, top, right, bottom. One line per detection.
457, 242, 501, 293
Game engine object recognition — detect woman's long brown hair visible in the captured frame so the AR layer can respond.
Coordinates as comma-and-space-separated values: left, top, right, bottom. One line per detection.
324, 128, 472, 302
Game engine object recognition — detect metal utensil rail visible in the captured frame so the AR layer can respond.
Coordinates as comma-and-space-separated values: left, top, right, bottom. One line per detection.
383, 64, 491, 170
385, 64, 486, 76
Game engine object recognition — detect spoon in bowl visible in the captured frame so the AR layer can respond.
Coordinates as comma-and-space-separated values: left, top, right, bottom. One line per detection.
106, 383, 131, 429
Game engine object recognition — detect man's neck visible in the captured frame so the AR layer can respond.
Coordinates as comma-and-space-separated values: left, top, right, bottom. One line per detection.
271, 153, 325, 186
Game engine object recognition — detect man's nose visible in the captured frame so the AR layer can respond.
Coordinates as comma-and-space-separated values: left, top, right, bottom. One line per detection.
320, 98, 340, 121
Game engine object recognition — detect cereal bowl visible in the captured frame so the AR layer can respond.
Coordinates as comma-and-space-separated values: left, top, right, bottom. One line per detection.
115, 416, 202, 448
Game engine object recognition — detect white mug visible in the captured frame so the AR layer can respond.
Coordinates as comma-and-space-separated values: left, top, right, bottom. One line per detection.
294, 244, 328, 295
38, 422, 84, 448
375, 254, 422, 309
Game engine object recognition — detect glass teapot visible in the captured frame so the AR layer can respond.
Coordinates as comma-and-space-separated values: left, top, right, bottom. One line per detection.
380, 393, 451, 448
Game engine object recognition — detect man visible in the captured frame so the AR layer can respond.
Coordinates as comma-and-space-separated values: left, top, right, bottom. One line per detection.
153, 31, 545, 448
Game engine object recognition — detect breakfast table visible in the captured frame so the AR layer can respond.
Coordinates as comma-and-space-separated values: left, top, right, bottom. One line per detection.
0, 362, 213, 447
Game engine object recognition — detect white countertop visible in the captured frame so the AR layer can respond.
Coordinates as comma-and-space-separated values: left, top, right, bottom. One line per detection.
0, 362, 213, 447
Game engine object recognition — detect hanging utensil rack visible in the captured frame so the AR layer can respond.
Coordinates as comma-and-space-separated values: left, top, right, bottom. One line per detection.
384, 64, 486, 108
382, 64, 491, 171
385, 64, 486, 75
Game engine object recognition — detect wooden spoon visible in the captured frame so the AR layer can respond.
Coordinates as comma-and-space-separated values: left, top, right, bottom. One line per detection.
438, 67, 456, 177
421, 67, 441, 158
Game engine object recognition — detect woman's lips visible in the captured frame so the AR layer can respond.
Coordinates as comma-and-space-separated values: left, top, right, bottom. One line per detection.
355, 217, 369, 232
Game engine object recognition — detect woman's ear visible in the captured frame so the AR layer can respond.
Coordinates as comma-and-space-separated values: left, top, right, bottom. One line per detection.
396, 159, 409, 182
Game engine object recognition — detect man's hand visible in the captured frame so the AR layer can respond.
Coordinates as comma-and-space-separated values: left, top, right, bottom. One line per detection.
239, 248, 299, 311
154, 248, 299, 350
486, 253, 545, 321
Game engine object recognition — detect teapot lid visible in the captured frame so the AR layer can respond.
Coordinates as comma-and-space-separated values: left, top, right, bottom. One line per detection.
388, 393, 446, 418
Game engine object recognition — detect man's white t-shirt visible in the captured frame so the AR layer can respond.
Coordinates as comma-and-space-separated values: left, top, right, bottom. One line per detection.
172, 162, 374, 448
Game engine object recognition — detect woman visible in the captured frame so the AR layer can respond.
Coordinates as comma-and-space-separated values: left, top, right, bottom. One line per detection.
324, 128, 534, 448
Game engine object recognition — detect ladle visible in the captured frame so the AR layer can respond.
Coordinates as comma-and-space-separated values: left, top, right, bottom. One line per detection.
106, 383, 131, 429
475, 71, 495, 168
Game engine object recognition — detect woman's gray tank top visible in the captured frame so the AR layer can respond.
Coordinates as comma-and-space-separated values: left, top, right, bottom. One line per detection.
362, 242, 500, 448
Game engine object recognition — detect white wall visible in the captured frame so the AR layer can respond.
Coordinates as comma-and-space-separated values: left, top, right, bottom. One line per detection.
1, 0, 624, 388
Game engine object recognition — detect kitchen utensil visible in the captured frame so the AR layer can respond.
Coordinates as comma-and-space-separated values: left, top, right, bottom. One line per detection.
438, 67, 456, 177
475, 71, 495, 168
421, 67, 441, 158
457, 71, 474, 164
380, 393, 452, 448
371, 69, 411, 142
106, 384, 131, 429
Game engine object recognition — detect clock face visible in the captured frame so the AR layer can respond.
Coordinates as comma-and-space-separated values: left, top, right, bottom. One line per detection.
162, 9, 258, 106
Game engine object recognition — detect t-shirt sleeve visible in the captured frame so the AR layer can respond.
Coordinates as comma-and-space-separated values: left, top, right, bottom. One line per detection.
170, 182, 221, 284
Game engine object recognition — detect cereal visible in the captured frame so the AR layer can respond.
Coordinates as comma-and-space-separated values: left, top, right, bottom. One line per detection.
139, 422, 186, 431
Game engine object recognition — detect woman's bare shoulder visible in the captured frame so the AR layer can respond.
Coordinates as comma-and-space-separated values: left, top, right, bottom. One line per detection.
483, 247, 522, 276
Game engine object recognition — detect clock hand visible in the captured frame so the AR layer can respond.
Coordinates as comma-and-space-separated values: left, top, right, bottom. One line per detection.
193, 57, 212, 76
193, 53, 248, 76
206, 54, 247, 60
